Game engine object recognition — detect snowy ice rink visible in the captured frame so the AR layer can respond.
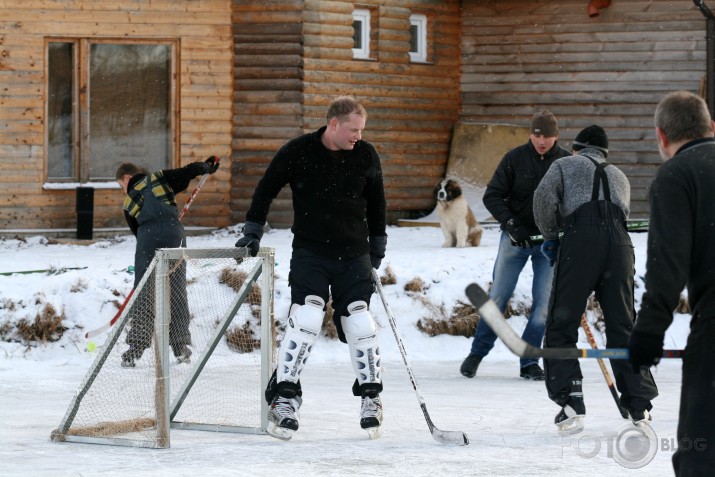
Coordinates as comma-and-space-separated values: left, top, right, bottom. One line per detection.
0, 225, 687, 476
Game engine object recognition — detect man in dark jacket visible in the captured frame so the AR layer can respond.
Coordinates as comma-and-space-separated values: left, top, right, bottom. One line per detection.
460, 110, 571, 380
116, 157, 219, 367
533, 125, 657, 434
235, 96, 387, 441
628, 90, 715, 476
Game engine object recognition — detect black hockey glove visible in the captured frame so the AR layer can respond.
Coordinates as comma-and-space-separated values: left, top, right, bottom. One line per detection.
627, 329, 664, 373
369, 235, 387, 269
235, 221, 264, 257
541, 239, 560, 266
203, 156, 220, 174
503, 218, 532, 248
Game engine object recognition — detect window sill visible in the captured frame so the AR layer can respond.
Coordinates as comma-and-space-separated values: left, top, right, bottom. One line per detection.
43, 182, 120, 190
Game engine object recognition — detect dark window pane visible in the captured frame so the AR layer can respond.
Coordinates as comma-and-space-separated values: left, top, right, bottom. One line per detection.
353, 20, 362, 49
47, 42, 74, 179
409, 25, 418, 53
88, 44, 171, 180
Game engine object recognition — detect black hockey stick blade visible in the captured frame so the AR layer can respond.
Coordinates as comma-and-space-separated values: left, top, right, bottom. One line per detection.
465, 283, 683, 360
421, 403, 470, 446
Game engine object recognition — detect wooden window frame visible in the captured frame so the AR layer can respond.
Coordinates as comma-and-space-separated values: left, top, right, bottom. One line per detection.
44, 38, 179, 187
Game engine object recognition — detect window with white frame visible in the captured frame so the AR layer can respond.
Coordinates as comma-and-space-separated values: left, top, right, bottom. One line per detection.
352, 9, 371, 59
409, 13, 428, 63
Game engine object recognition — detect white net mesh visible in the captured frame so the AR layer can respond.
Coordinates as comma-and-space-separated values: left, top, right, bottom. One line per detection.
52, 248, 275, 448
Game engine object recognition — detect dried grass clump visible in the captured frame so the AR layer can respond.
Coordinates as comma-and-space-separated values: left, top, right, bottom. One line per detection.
321, 298, 339, 340
417, 300, 480, 337
16, 303, 67, 343
70, 278, 88, 293
380, 266, 397, 285
219, 268, 262, 304
225, 322, 261, 353
404, 277, 427, 294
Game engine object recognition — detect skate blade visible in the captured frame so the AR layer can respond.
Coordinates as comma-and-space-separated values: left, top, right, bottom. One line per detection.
365, 426, 382, 440
267, 422, 295, 441
557, 416, 584, 436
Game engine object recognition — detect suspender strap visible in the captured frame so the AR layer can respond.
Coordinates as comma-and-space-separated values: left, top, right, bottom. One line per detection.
587, 157, 611, 202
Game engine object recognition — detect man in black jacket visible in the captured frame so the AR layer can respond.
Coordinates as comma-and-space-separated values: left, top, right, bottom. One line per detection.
235, 96, 387, 441
628, 90, 715, 476
460, 110, 571, 380
116, 157, 219, 367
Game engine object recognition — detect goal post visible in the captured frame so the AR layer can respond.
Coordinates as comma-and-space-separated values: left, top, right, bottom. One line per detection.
51, 247, 276, 448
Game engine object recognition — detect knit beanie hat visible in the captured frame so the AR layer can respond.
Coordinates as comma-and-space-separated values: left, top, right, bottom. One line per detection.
530, 110, 559, 137
573, 125, 609, 156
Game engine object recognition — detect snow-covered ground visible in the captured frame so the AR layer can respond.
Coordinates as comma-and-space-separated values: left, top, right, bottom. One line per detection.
0, 224, 687, 476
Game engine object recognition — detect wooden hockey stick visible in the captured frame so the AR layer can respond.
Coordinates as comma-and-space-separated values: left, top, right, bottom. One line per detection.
84, 159, 219, 339
580, 314, 630, 419
465, 283, 683, 360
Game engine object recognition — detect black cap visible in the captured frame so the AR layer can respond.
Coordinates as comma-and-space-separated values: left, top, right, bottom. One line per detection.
573, 125, 609, 156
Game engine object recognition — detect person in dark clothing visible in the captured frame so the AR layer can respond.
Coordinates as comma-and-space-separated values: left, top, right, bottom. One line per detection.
115, 157, 219, 367
628, 91, 715, 476
234, 96, 387, 441
533, 125, 658, 434
460, 110, 571, 381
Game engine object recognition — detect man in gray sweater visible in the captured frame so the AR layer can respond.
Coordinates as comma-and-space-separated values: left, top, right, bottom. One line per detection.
533, 125, 657, 434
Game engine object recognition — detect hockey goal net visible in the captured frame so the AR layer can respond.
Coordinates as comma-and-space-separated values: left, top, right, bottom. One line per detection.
51, 247, 275, 448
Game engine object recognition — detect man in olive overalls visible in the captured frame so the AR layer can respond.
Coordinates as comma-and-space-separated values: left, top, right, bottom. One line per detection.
115, 158, 218, 367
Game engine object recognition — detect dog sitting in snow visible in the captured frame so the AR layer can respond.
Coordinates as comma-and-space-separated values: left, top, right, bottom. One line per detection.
433, 179, 483, 248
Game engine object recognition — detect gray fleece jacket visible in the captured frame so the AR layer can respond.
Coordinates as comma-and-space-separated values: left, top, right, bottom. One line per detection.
533, 148, 631, 240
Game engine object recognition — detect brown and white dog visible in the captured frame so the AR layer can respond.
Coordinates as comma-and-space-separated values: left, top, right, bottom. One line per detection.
433, 179, 483, 248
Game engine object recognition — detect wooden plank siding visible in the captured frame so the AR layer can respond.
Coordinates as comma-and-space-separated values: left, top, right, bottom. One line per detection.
460, 0, 707, 218
0, 1, 234, 231
231, 0, 462, 228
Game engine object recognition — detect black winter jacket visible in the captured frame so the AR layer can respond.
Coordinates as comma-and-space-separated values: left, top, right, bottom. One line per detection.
483, 140, 571, 236
245, 126, 387, 260
636, 138, 715, 336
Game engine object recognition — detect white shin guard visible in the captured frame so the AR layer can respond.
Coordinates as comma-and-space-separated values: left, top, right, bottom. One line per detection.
276, 295, 325, 384
341, 301, 382, 389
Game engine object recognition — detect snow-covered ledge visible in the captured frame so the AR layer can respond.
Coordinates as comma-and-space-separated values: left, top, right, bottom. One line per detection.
43, 182, 120, 190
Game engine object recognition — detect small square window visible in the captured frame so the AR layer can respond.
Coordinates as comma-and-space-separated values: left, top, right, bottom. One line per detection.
409, 14, 427, 63
352, 9, 371, 59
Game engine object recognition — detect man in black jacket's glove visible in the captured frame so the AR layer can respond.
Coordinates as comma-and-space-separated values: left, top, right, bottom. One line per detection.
235, 221, 263, 257
504, 218, 532, 248
627, 329, 664, 373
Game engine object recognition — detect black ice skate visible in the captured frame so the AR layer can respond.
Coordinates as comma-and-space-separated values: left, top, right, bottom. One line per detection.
121, 347, 143, 368
555, 381, 585, 435
173, 344, 192, 364
360, 392, 383, 439
267, 394, 302, 441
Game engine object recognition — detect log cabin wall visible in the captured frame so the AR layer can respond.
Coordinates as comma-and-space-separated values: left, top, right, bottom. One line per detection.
231, 0, 462, 228
460, 0, 707, 217
231, 0, 306, 228
0, 1, 233, 232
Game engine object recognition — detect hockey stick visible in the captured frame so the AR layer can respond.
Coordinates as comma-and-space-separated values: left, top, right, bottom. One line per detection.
580, 314, 630, 419
529, 220, 650, 244
465, 283, 683, 360
178, 156, 219, 220
84, 160, 219, 339
84, 288, 135, 339
372, 269, 469, 446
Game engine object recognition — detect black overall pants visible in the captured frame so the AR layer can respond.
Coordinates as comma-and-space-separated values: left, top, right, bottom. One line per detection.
544, 158, 658, 413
